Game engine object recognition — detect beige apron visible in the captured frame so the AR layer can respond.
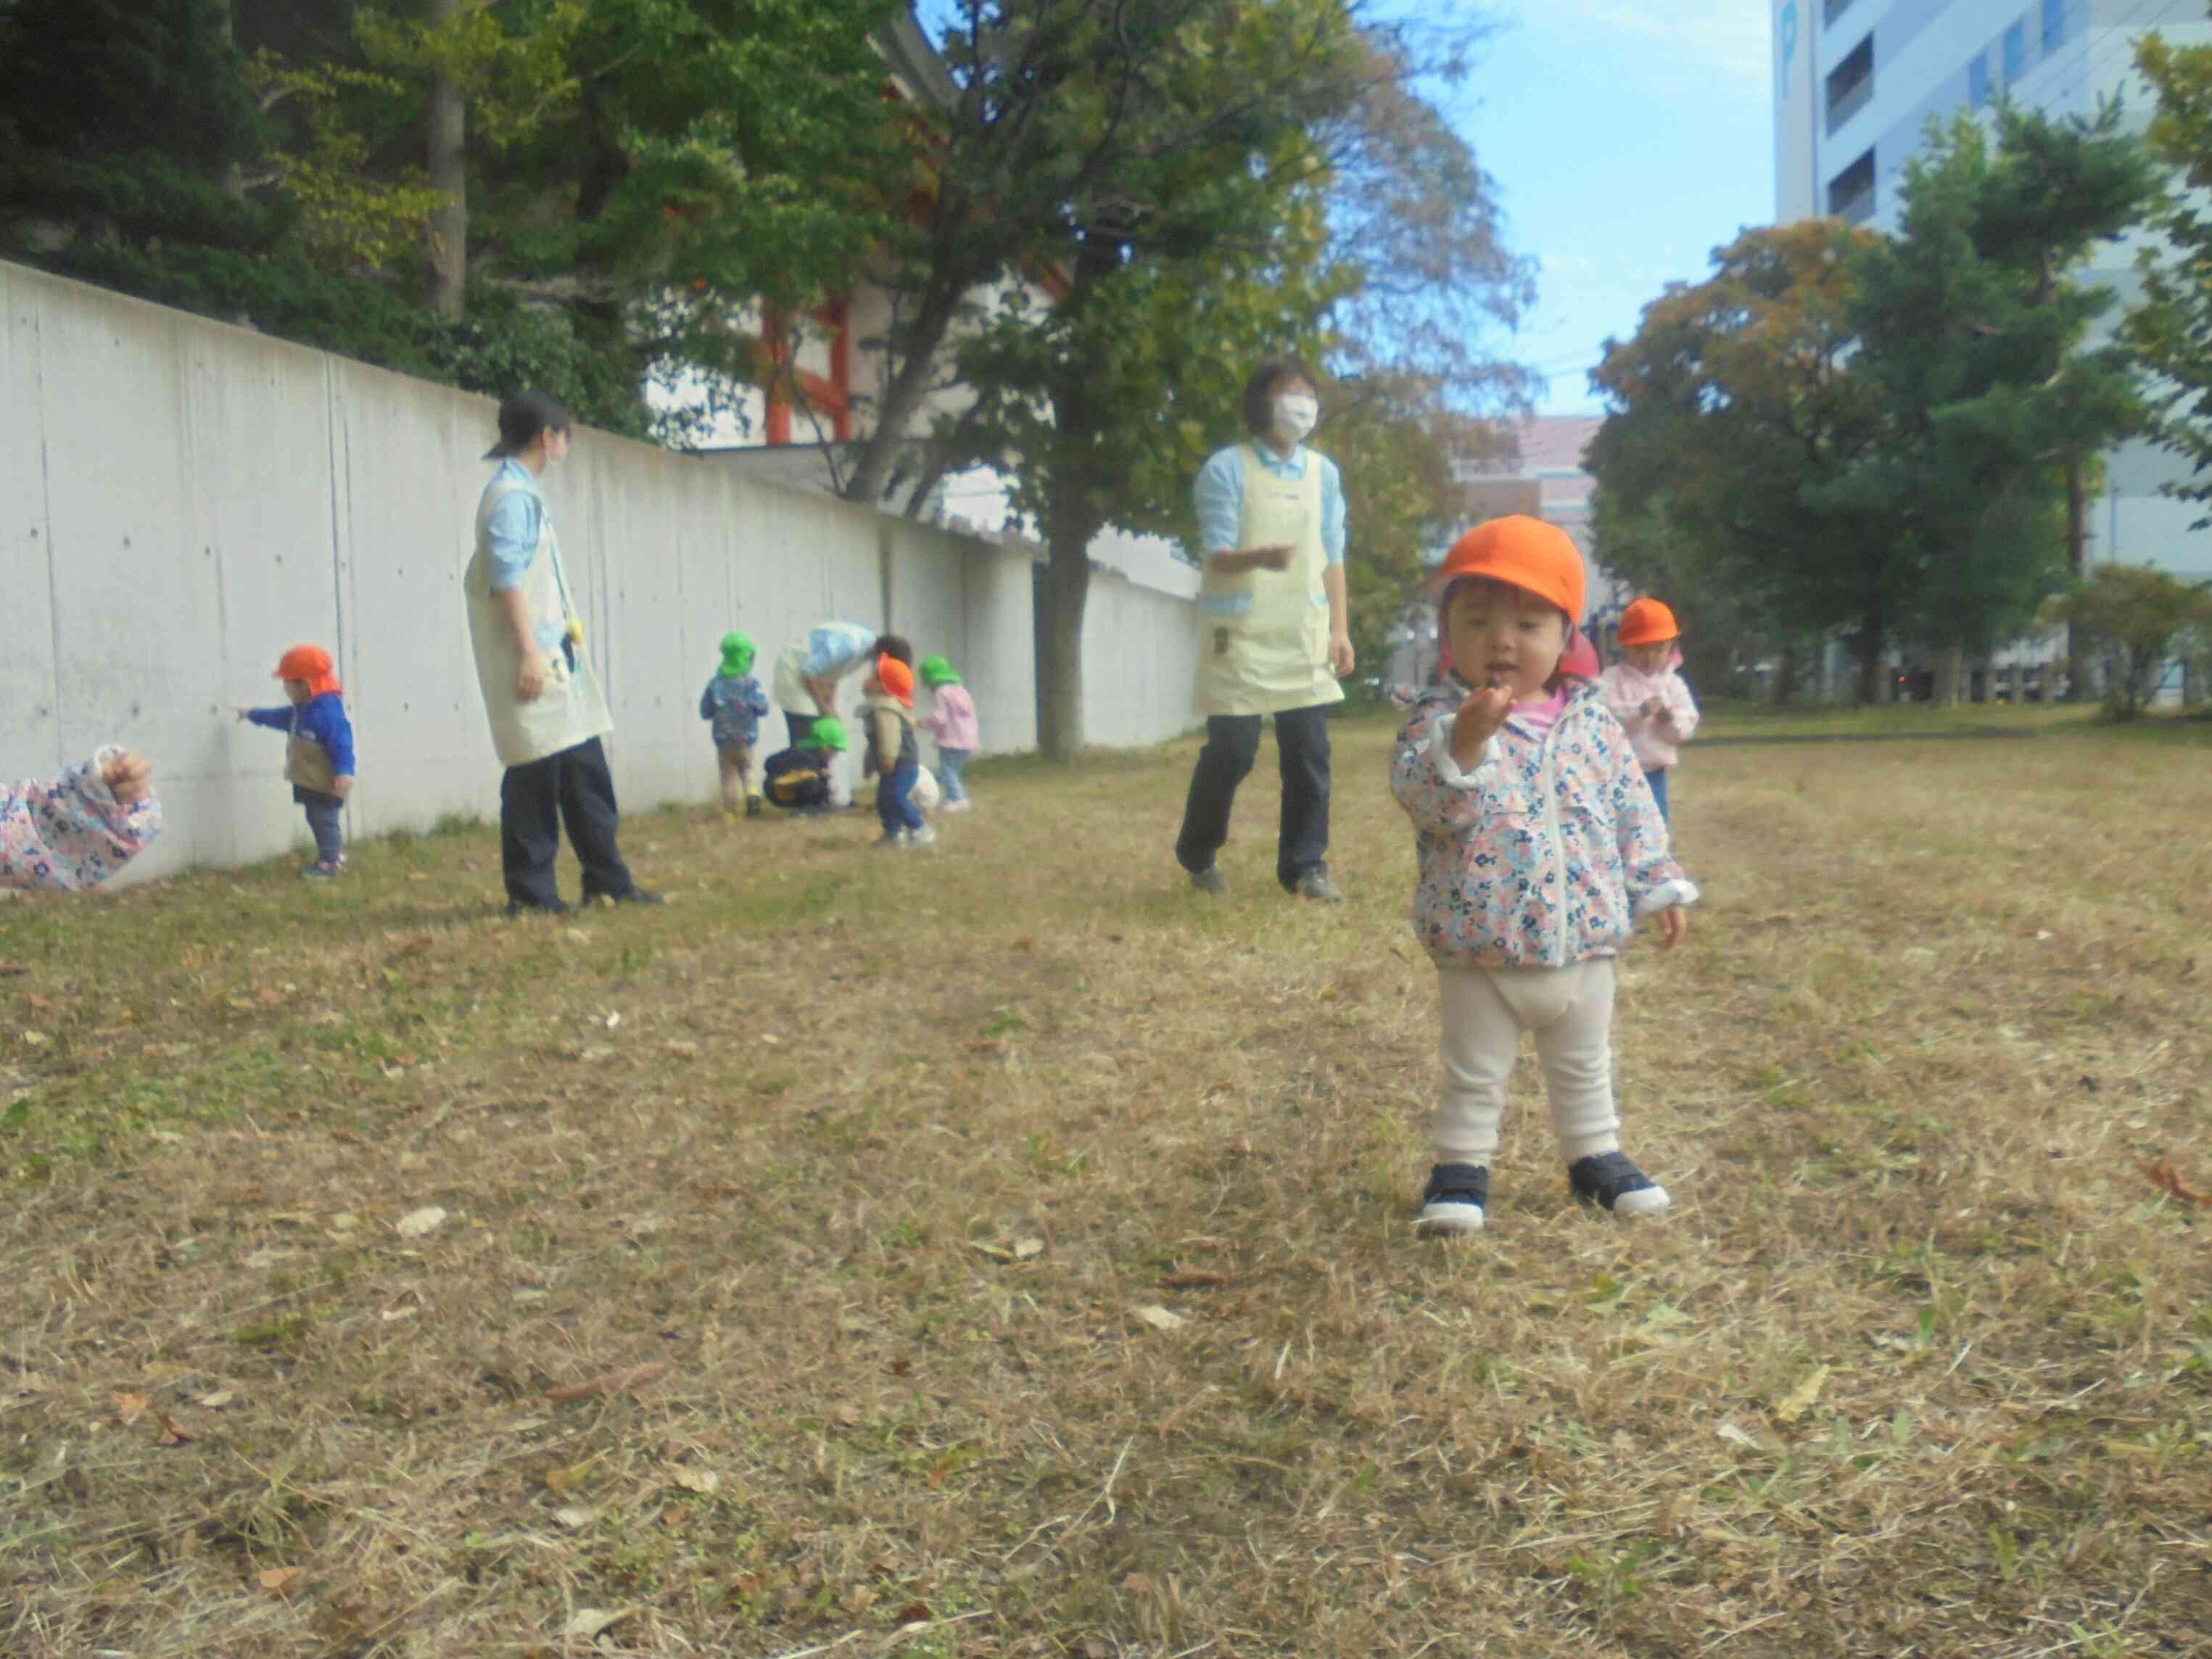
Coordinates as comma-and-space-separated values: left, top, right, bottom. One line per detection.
1192, 444, 1344, 717
466, 479, 614, 768
284, 721, 337, 793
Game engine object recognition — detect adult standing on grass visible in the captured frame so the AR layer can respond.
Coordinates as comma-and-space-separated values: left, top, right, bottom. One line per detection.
467, 389, 659, 917
1174, 357, 1353, 903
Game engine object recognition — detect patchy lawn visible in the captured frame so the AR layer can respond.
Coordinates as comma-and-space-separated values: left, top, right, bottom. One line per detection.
5, 714, 2211, 1658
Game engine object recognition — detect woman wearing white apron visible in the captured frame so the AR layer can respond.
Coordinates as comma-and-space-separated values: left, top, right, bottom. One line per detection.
1175, 360, 1354, 901
467, 391, 659, 915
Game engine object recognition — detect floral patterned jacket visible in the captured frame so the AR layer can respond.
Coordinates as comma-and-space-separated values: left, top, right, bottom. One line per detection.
2, 748, 163, 892
1390, 679, 1696, 971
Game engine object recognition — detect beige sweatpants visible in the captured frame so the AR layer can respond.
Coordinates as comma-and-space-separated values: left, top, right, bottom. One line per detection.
1435, 959, 1622, 1166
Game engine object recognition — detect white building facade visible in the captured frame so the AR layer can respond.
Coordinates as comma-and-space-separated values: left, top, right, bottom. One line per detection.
1773, 0, 2212, 601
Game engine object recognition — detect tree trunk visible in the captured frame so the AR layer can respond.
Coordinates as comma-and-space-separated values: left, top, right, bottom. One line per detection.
1037, 514, 1094, 760
841, 281, 967, 505
425, 0, 467, 320
1774, 641, 1799, 706
1856, 611, 1885, 705
2064, 460, 2093, 703
1934, 639, 1966, 707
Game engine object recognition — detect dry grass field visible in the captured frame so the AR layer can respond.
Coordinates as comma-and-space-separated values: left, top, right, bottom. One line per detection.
4, 708, 2211, 1658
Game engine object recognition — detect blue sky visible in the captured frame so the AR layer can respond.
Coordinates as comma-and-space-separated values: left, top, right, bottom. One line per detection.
1448, 0, 1778, 414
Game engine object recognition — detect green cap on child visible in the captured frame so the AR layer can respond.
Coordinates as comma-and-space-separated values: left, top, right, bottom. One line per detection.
719, 632, 755, 677
809, 716, 849, 751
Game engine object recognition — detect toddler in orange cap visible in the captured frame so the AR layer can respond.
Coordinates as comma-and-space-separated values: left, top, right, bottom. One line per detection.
1599, 597, 1700, 825
1389, 517, 1695, 1236
862, 654, 933, 848
234, 643, 358, 880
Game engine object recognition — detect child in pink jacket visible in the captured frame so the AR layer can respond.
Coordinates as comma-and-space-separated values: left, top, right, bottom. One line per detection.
1390, 518, 1696, 1238
1598, 598, 1700, 825
917, 655, 979, 813
1, 749, 161, 891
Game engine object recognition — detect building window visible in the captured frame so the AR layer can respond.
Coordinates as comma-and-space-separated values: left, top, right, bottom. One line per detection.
2004, 20, 2026, 83
1969, 53, 1992, 109
1826, 36, 1875, 136
2042, 0, 2066, 52
1829, 149, 1876, 225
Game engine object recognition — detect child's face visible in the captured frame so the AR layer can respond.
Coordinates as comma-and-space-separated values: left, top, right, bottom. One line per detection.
282, 678, 312, 706
863, 668, 883, 698
1625, 640, 1674, 672
1447, 581, 1568, 700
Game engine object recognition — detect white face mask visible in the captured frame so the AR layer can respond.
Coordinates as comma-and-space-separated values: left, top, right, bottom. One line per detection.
1274, 394, 1319, 443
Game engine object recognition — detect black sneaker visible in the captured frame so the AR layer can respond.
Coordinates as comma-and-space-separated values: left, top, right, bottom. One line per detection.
1416, 1162, 1490, 1236
1567, 1152, 1672, 1217
1188, 866, 1229, 896
505, 898, 571, 917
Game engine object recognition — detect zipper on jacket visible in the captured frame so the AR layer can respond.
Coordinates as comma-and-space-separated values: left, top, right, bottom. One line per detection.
1515, 698, 1575, 970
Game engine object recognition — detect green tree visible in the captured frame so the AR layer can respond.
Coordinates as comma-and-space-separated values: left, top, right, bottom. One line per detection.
1833, 107, 2157, 703
2043, 563, 2212, 718
2129, 22, 2212, 514
1588, 221, 1896, 700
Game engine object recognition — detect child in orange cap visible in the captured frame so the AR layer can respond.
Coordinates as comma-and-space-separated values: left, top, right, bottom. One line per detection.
1599, 598, 1700, 825
234, 643, 357, 879
1390, 517, 1696, 1236
862, 654, 933, 848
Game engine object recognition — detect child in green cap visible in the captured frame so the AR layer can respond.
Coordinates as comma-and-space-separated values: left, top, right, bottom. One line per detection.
916, 654, 980, 813
700, 632, 771, 817
762, 716, 846, 814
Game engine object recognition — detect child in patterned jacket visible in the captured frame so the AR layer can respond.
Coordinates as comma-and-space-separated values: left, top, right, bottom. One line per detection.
1390, 516, 1697, 1236
1, 750, 161, 891
699, 631, 771, 818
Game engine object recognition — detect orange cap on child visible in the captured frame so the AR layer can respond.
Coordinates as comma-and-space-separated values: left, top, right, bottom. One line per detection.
1618, 598, 1680, 646
1433, 516, 1587, 626
275, 644, 342, 697
877, 655, 915, 708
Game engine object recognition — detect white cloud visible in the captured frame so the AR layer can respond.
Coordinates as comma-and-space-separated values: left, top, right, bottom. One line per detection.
1540, 253, 1601, 277
1543, 0, 1773, 92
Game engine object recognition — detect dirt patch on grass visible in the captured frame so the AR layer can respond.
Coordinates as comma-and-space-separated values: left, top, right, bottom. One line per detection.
6, 719, 2211, 1655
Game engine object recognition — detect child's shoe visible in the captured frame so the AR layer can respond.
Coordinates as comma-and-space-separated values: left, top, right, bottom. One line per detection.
302, 860, 343, 881
907, 824, 937, 848
875, 830, 909, 848
940, 798, 973, 814
746, 795, 763, 819
1416, 1163, 1489, 1236
1568, 1151, 1671, 1217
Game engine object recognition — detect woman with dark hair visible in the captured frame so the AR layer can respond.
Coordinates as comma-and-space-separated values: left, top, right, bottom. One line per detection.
1173, 357, 1353, 902
466, 389, 658, 914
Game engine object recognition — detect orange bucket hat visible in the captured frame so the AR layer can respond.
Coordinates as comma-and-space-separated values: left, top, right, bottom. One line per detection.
275, 643, 341, 697
1618, 597, 1680, 647
876, 655, 915, 708
1433, 516, 1587, 627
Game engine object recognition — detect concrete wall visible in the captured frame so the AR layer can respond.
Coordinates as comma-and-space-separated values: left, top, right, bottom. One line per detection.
2, 260, 1197, 885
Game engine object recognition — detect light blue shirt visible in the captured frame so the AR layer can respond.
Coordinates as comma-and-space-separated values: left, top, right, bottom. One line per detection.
1187, 442, 1346, 618
482, 460, 546, 594
480, 460, 564, 655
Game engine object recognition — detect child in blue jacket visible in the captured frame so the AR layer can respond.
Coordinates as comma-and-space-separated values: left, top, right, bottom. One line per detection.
234, 643, 357, 879
699, 631, 771, 817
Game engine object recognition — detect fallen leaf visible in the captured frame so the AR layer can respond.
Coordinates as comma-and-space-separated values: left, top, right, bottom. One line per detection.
563, 1607, 637, 1641
760, 1033, 781, 1046
1162, 1269, 1231, 1290
551, 1505, 600, 1531
0, 961, 30, 975
25, 993, 50, 1011
115, 1390, 151, 1424
897, 1600, 933, 1626
670, 1468, 719, 1494
1716, 1421, 1761, 1449
546, 1362, 667, 1404
196, 1389, 236, 1410
603, 1011, 622, 1030
1013, 1236, 1045, 1260
543, 1460, 595, 1494
1773, 1364, 1831, 1424
970, 1240, 1014, 1261
156, 1412, 195, 1446
257, 1566, 306, 1595
1131, 1304, 1187, 1332
395, 1205, 447, 1238
2145, 1157, 2212, 1206
889, 1357, 913, 1376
